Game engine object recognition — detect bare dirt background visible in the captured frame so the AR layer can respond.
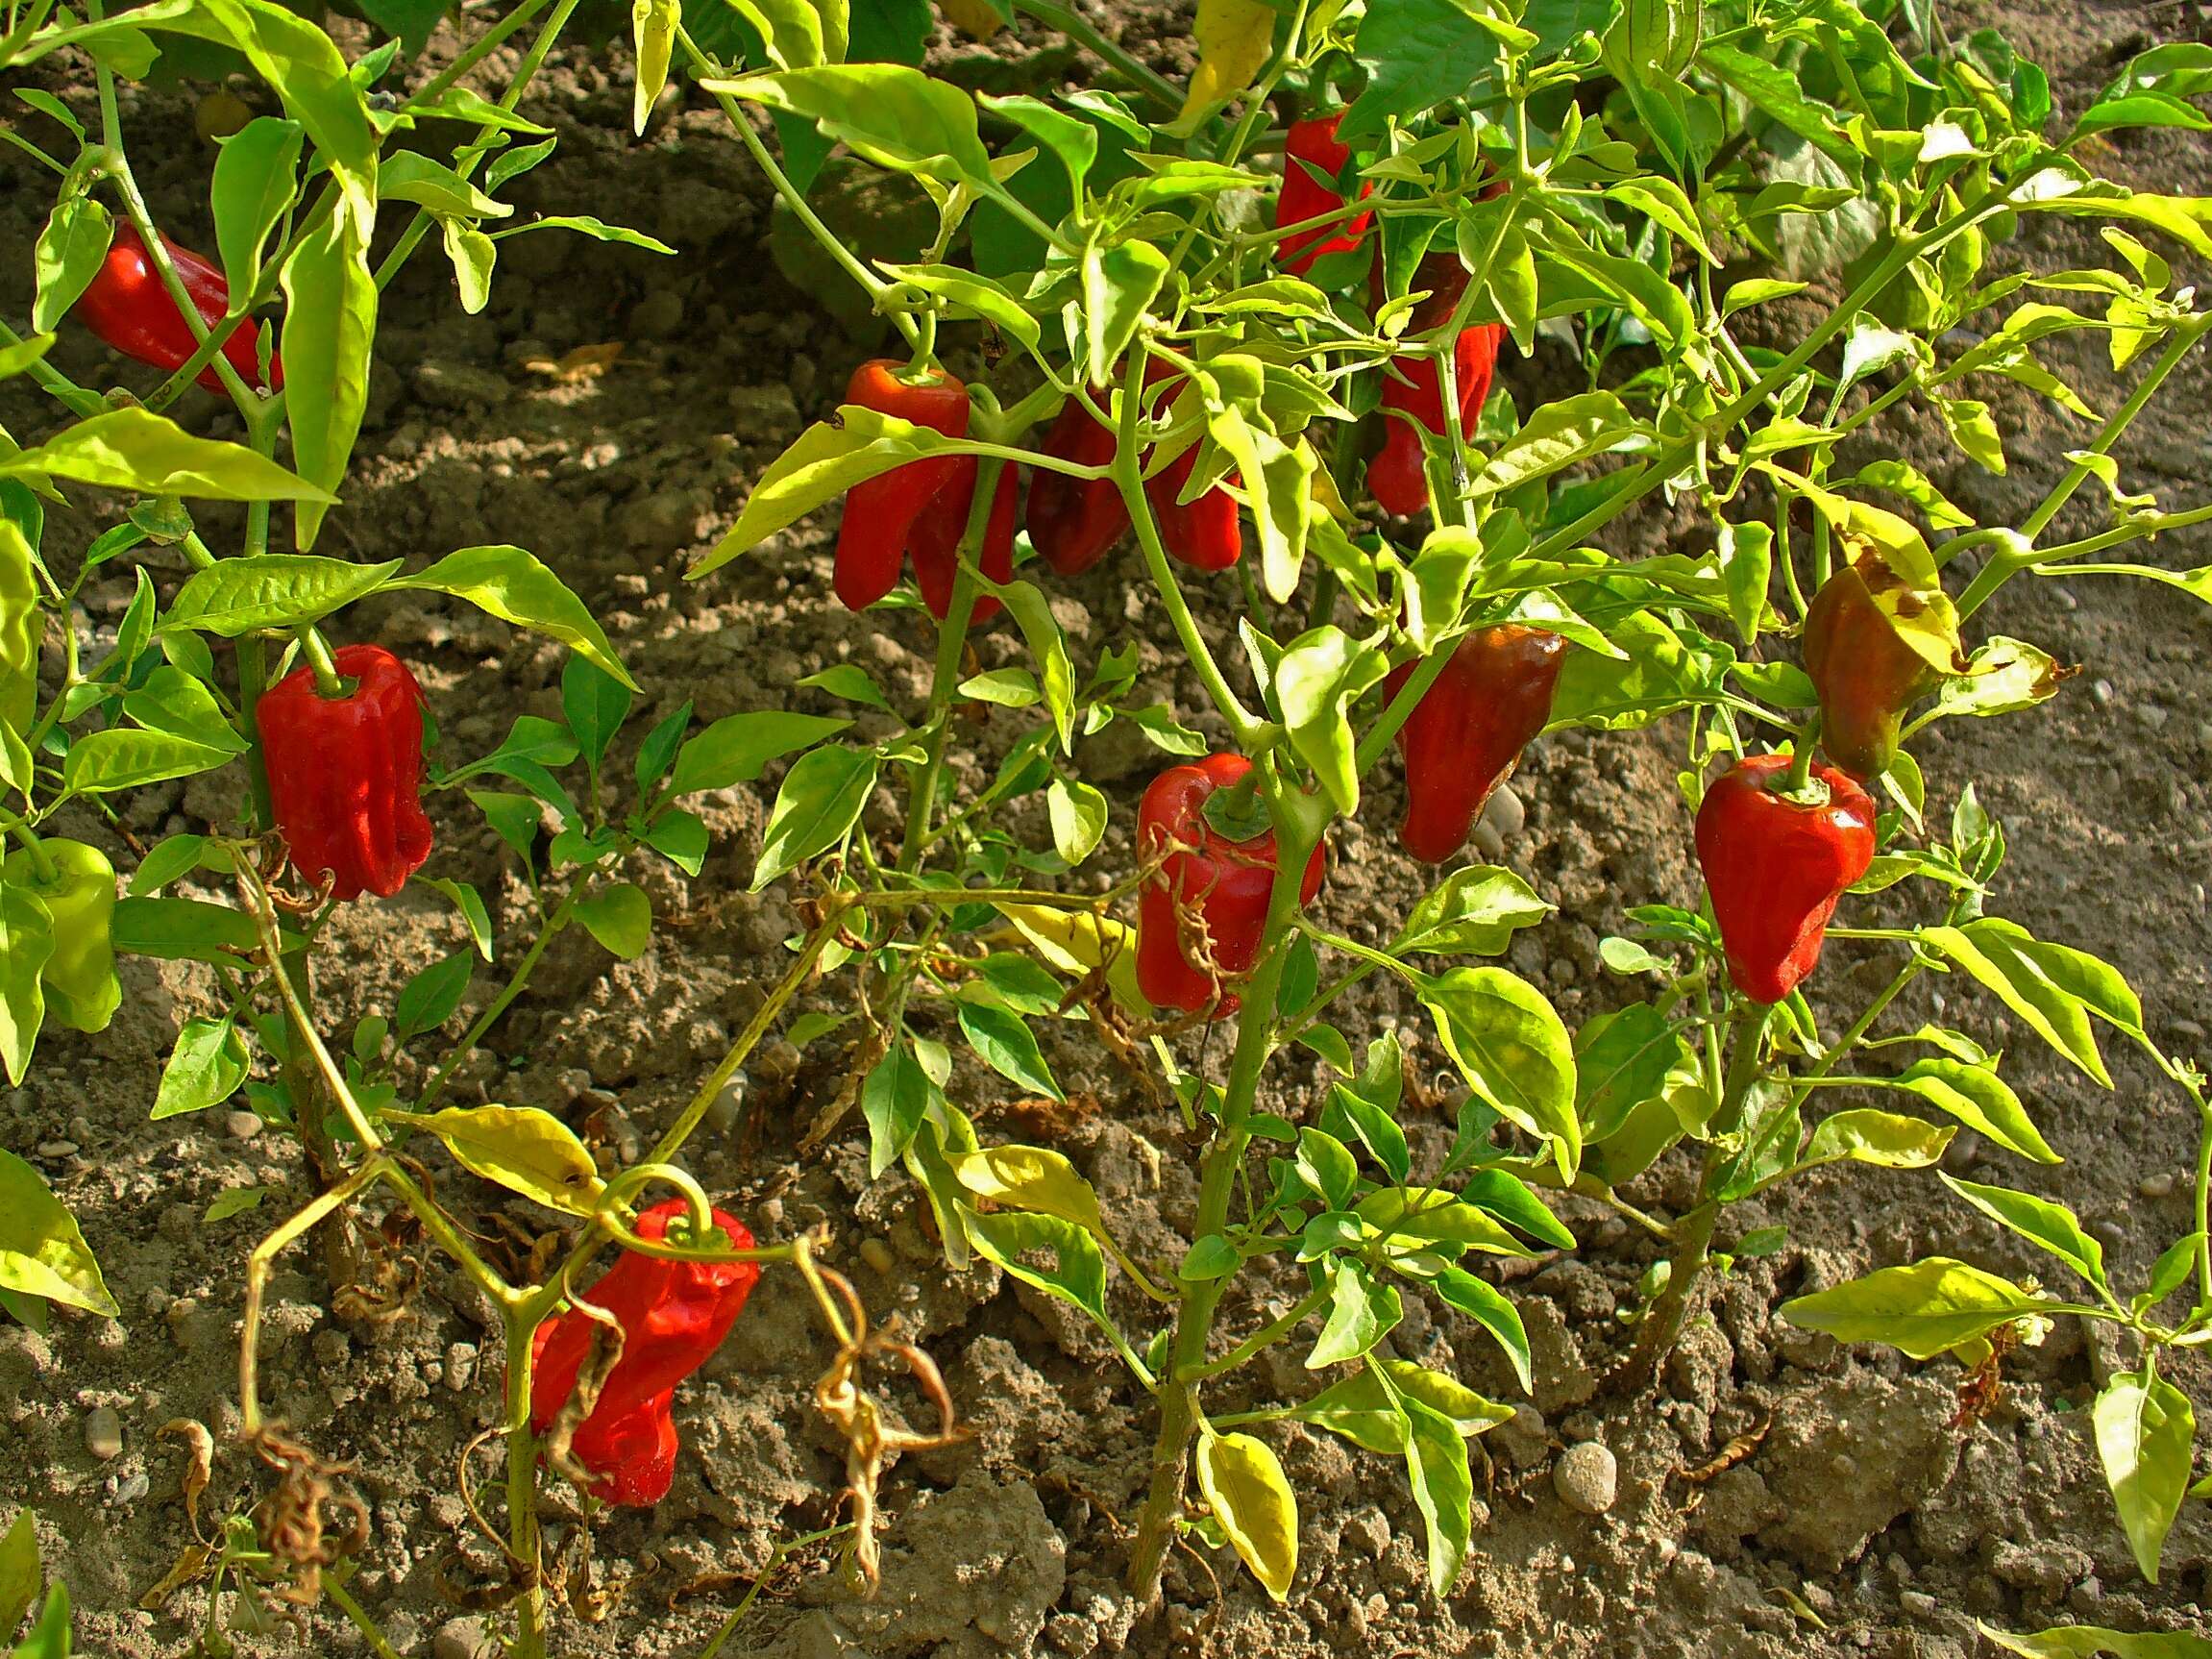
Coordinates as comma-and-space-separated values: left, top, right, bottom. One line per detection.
3, 2, 2211, 1656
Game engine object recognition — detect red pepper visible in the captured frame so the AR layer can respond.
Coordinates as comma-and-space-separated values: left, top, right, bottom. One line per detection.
834, 359, 971, 611
1141, 363, 1242, 571
1136, 754, 1326, 1017
72, 224, 280, 393
1025, 395, 1129, 576
1368, 323, 1505, 518
1275, 113, 1372, 277
1144, 446, 1244, 571
256, 645, 433, 902
908, 457, 1013, 626
1802, 551, 1954, 780
1694, 754, 1877, 1004
529, 1199, 760, 1507
1384, 625, 1565, 862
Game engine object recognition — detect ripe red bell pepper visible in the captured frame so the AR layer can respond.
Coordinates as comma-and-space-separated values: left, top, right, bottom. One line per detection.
73, 224, 280, 393
1136, 754, 1326, 1017
1385, 625, 1565, 862
1144, 446, 1243, 571
256, 644, 432, 902
908, 457, 1013, 626
834, 359, 971, 611
1140, 362, 1242, 571
1025, 394, 1129, 576
1802, 552, 1954, 780
1369, 322, 1506, 518
1694, 754, 1877, 1004
529, 1199, 760, 1507
1275, 113, 1372, 277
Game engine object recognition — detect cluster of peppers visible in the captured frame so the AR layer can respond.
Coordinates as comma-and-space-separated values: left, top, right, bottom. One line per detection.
528, 1200, 761, 1505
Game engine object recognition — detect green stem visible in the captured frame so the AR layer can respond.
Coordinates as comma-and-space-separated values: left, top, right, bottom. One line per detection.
5, 821, 57, 881
899, 458, 1006, 871
1118, 342, 1266, 748
297, 626, 344, 698
1012, 0, 1183, 111
323, 1576, 403, 1659
1957, 313, 2212, 620
1126, 772, 1322, 1602
415, 888, 580, 1113
408, 0, 556, 108
1184, 1283, 1330, 1380
503, 1310, 547, 1659
646, 906, 846, 1167
689, 27, 922, 357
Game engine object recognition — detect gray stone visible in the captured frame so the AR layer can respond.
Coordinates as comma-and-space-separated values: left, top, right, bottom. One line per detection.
84, 1406, 124, 1460
431, 1616, 491, 1659
1553, 1440, 1618, 1514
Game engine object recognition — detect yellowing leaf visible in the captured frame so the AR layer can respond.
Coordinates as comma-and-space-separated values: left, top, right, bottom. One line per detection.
991, 902, 1149, 1015
418, 1104, 605, 1215
951, 1145, 1105, 1233
1181, 0, 1276, 120
1195, 1429, 1298, 1600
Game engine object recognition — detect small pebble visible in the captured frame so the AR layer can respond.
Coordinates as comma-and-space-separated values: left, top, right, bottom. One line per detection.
1900, 1590, 1940, 1622
1939, 1128, 1985, 1175
703, 1075, 748, 1135
36, 1140, 78, 1159
858, 1237, 897, 1275
445, 1343, 479, 1392
226, 1111, 262, 1141
2140, 1173, 2176, 1200
2138, 704, 2169, 730
85, 1406, 124, 1460
2053, 586, 2077, 611
111, 1470, 150, 1504
65, 1115, 93, 1143
1471, 820, 1508, 860
1553, 1441, 1618, 1515
2091, 679, 2115, 706
1482, 782, 1526, 839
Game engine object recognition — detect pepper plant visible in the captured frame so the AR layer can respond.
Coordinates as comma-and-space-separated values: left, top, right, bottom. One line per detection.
0, 0, 958, 1652
688, 0, 2212, 1610
3, 0, 2212, 1648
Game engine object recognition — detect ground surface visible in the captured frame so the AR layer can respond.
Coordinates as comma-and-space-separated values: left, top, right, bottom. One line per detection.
3, 3, 2212, 1657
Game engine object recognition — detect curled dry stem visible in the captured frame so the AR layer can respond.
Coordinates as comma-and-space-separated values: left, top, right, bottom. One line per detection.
794, 1236, 967, 1589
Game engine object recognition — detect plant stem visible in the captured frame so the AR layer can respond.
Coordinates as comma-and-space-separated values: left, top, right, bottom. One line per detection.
1013, 0, 1183, 110
646, 905, 847, 1166
1610, 1002, 1771, 1394
1956, 312, 2212, 619
415, 887, 579, 1112
1117, 343, 1267, 748
1185, 1283, 1330, 1380
687, 28, 922, 357
899, 458, 1004, 870
1125, 776, 1320, 1602
503, 1309, 548, 1659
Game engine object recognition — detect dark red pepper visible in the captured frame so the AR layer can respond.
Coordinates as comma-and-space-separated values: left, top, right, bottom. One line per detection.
256, 644, 432, 902
908, 457, 1013, 626
834, 359, 971, 612
1802, 551, 1956, 780
1694, 754, 1877, 1004
529, 1199, 760, 1507
1369, 323, 1505, 518
72, 223, 280, 393
1141, 363, 1242, 571
1025, 394, 1129, 576
1136, 754, 1326, 1017
1144, 446, 1244, 571
1385, 625, 1565, 862
1275, 113, 1372, 277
